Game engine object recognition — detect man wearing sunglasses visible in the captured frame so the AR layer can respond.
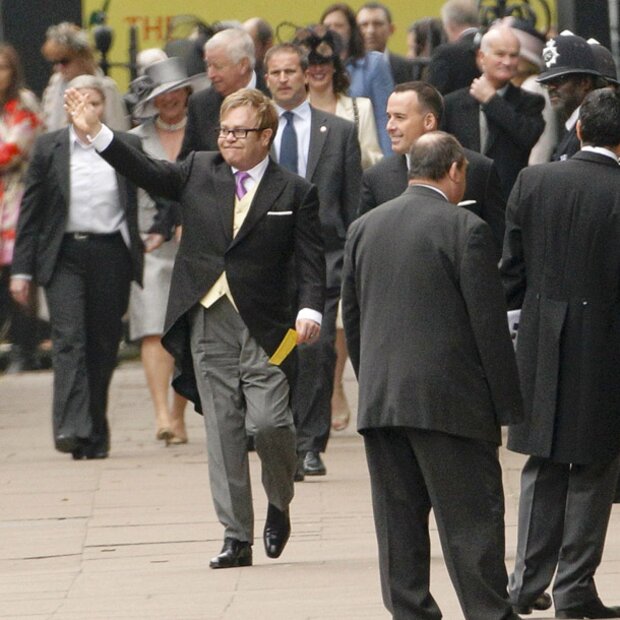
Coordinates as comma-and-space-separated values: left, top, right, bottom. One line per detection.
64, 86, 326, 570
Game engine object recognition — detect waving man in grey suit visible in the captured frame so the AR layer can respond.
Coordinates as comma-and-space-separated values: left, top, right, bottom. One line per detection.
65, 87, 326, 569
265, 43, 362, 480
343, 131, 523, 620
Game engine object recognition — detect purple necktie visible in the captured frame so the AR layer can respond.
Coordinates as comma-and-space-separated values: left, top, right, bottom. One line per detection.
235, 171, 251, 200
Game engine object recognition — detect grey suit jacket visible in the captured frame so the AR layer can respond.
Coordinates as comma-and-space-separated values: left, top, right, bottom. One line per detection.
343, 185, 522, 443
12, 128, 144, 287
359, 150, 506, 255
284, 106, 362, 289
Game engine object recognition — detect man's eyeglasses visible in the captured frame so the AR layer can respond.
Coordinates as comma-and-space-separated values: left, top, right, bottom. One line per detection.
218, 126, 265, 139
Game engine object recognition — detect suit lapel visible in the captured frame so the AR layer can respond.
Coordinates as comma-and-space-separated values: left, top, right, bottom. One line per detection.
53, 129, 71, 207
306, 108, 327, 181
213, 165, 236, 246
485, 84, 518, 154
229, 160, 285, 249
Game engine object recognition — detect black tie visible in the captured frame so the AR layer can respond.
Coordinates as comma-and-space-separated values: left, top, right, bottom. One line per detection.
279, 111, 298, 174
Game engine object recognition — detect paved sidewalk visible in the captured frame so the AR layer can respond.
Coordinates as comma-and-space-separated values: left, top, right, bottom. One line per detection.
1, 361, 620, 619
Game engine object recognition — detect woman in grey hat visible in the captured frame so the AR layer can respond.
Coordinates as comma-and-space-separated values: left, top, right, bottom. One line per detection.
129, 56, 205, 445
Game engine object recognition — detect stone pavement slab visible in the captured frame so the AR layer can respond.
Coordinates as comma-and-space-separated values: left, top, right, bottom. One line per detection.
1, 361, 620, 619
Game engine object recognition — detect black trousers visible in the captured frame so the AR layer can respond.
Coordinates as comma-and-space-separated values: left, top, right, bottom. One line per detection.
45, 233, 132, 453
364, 427, 517, 620
292, 286, 339, 453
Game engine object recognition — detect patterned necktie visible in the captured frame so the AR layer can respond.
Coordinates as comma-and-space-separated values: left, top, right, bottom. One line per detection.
235, 170, 251, 200
279, 111, 298, 174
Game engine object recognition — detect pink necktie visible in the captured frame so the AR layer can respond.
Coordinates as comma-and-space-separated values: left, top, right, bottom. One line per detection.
235, 171, 251, 200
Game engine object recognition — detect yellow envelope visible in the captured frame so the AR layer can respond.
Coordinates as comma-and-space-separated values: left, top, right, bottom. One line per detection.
269, 329, 297, 365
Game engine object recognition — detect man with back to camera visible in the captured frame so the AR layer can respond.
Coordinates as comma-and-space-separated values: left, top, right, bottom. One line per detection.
343, 130, 523, 620
501, 88, 620, 619
65, 86, 326, 569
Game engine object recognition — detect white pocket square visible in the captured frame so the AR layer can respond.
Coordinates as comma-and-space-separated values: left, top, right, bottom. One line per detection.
267, 210, 293, 216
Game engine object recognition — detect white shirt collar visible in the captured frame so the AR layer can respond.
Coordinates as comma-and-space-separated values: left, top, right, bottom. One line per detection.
565, 105, 580, 131
246, 72, 257, 90
69, 125, 95, 151
409, 182, 449, 201
231, 155, 270, 183
275, 100, 311, 120
580, 145, 619, 162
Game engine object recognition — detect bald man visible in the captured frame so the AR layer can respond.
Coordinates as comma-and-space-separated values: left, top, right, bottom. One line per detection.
441, 26, 545, 199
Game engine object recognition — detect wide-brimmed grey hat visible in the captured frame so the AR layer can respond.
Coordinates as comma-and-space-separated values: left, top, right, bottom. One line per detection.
537, 30, 601, 83
132, 56, 205, 117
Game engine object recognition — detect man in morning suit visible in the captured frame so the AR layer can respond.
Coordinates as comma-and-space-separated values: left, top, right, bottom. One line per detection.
342, 131, 523, 620
356, 3, 414, 84
441, 25, 545, 200
500, 89, 620, 619
265, 43, 362, 480
179, 28, 269, 157
427, 0, 481, 95
536, 31, 601, 162
10, 75, 165, 460
66, 87, 326, 568
359, 80, 506, 257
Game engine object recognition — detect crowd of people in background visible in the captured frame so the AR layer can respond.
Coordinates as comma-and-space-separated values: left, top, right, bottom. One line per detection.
4, 0, 620, 617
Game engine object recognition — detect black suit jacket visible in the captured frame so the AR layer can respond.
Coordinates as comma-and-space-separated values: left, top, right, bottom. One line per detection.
500, 152, 620, 464
98, 137, 326, 411
388, 51, 414, 85
12, 128, 145, 287
427, 31, 481, 95
301, 108, 362, 288
551, 124, 580, 162
343, 185, 522, 442
359, 149, 506, 256
179, 77, 271, 158
442, 83, 545, 200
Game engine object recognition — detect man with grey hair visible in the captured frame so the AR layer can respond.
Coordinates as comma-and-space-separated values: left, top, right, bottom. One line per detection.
179, 28, 269, 157
442, 25, 545, 199
427, 0, 481, 94
343, 130, 522, 620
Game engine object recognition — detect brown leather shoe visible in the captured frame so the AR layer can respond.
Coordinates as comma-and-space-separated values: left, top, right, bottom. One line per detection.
209, 538, 252, 569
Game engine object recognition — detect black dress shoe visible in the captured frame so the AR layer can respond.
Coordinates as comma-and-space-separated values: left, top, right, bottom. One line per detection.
72, 447, 108, 460
263, 503, 290, 559
209, 538, 252, 569
555, 597, 620, 618
303, 451, 326, 476
294, 454, 305, 482
55, 434, 81, 453
513, 592, 552, 615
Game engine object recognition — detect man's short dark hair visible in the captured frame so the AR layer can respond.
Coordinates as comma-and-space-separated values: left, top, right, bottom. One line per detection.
358, 2, 392, 23
579, 88, 620, 148
394, 81, 445, 123
264, 42, 308, 71
408, 131, 466, 181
